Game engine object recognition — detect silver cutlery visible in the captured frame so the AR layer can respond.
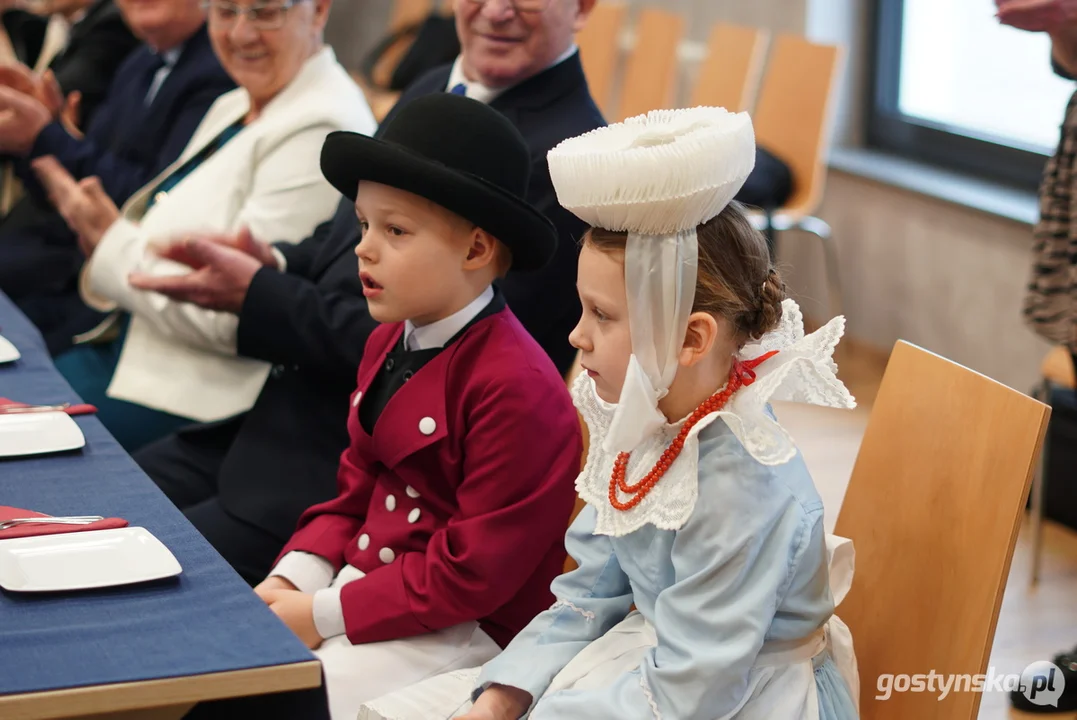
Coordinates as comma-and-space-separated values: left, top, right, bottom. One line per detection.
0, 516, 104, 530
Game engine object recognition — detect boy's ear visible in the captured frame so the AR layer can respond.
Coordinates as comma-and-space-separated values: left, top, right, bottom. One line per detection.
679, 312, 720, 367
463, 228, 498, 270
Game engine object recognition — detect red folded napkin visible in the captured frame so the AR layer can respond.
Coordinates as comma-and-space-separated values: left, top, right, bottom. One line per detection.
0, 506, 128, 540
0, 398, 97, 416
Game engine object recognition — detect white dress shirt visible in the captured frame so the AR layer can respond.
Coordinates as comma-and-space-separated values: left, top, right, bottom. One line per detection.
403, 285, 494, 351
445, 44, 579, 104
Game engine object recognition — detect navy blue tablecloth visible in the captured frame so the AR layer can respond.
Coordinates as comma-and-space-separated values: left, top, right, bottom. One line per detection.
0, 292, 317, 696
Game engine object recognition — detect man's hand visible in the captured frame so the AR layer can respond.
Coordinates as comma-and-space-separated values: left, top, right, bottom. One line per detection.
259, 588, 323, 649
0, 66, 74, 119
998, 0, 1077, 31
220, 226, 281, 268
0, 85, 52, 155
60, 90, 82, 138
129, 233, 267, 313
31, 156, 118, 253
0, 65, 41, 103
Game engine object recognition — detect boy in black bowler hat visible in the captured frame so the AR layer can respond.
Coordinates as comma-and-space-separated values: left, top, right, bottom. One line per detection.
249, 93, 583, 720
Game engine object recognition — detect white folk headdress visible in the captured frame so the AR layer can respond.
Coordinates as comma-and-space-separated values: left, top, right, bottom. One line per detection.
548, 108, 857, 536
548, 107, 757, 455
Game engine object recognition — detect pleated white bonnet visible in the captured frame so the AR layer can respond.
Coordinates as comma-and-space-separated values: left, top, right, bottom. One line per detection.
547, 108, 757, 454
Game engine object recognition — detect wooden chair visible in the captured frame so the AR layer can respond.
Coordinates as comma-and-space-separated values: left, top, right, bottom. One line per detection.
357, 0, 454, 122
750, 34, 844, 319
1029, 345, 1076, 584
378, 0, 439, 87
834, 341, 1050, 719
689, 23, 770, 113
390, 0, 444, 29
577, 1, 628, 118
615, 7, 685, 121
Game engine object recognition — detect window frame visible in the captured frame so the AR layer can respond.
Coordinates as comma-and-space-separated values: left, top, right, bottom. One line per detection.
868, 0, 1054, 191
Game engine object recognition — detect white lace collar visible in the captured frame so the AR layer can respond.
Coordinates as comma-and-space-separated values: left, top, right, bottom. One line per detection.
573, 299, 856, 537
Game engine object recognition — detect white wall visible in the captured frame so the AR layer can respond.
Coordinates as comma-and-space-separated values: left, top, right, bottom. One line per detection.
785, 174, 1052, 393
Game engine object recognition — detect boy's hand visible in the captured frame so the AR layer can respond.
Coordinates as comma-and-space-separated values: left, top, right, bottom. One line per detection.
254, 575, 298, 600
260, 588, 322, 649
456, 684, 531, 719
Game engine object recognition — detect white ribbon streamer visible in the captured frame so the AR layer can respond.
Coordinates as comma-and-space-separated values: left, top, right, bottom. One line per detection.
603, 230, 699, 454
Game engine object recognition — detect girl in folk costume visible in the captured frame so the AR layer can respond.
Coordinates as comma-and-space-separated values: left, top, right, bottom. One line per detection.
360, 108, 861, 720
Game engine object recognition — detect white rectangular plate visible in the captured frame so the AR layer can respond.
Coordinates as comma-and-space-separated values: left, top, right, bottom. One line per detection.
0, 334, 18, 364
0, 526, 182, 592
0, 411, 85, 457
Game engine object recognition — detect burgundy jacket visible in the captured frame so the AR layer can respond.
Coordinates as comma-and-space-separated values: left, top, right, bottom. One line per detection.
277, 306, 582, 647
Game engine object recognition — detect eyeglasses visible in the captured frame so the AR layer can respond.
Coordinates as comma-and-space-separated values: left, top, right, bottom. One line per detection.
465, 0, 553, 14
201, 0, 303, 30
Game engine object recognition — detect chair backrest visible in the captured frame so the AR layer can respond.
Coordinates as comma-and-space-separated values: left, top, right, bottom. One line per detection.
578, 1, 628, 117
390, 0, 434, 29
752, 34, 842, 217
834, 341, 1050, 720
616, 7, 685, 121
690, 22, 770, 113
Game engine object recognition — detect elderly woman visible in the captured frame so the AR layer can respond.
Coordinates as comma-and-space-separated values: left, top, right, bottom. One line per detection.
35, 0, 375, 451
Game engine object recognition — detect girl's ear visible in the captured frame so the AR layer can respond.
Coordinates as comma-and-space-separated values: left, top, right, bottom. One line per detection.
678, 312, 719, 367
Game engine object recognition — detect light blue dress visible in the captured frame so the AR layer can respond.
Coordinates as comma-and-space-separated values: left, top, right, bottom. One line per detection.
476, 416, 859, 719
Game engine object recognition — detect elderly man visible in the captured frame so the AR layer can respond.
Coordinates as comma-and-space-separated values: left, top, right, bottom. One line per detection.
130, 0, 603, 586
0, 0, 234, 354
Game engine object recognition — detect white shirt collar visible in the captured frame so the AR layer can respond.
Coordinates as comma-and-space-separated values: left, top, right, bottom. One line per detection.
403, 285, 494, 351
446, 44, 579, 104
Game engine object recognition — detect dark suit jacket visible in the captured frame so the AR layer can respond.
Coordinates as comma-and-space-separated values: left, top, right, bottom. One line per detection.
20, 24, 234, 206
0, 24, 235, 353
218, 52, 605, 542
1, 0, 139, 126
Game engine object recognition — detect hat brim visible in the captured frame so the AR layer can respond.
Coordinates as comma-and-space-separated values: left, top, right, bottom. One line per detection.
321, 131, 557, 272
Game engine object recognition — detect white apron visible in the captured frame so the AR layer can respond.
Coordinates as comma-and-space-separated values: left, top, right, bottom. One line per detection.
318, 565, 502, 720
357, 535, 859, 720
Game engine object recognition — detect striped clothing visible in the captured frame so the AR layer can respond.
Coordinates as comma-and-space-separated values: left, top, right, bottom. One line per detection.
1025, 89, 1077, 354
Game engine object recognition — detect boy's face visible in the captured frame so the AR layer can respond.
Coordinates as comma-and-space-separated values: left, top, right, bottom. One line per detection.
569, 240, 632, 403
353, 182, 479, 326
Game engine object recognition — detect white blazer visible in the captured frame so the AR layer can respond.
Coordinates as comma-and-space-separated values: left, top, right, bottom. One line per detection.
79, 46, 376, 423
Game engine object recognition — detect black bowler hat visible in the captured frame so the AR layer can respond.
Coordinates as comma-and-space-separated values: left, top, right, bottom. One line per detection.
320, 93, 557, 272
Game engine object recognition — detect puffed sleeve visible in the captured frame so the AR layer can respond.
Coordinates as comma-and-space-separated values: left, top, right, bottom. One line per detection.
528, 433, 827, 720
475, 503, 635, 710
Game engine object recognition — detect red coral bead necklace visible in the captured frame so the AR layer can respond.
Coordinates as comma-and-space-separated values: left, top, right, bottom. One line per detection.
608, 351, 779, 512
